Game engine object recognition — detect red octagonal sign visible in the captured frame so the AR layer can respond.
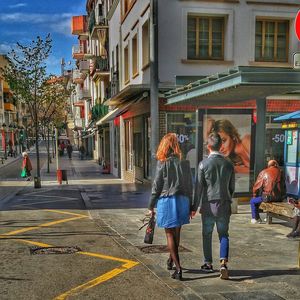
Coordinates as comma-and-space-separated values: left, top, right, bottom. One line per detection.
296, 10, 300, 41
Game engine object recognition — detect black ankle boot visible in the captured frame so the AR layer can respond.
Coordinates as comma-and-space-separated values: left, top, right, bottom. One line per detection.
167, 258, 174, 270
171, 268, 182, 280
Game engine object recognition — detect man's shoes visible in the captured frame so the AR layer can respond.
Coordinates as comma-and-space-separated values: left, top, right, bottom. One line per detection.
220, 263, 229, 280
26, 177, 31, 181
286, 231, 300, 238
251, 218, 262, 224
201, 263, 214, 273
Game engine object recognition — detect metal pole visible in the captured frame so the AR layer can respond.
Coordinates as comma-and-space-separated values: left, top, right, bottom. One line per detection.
55, 127, 59, 171
150, 0, 159, 180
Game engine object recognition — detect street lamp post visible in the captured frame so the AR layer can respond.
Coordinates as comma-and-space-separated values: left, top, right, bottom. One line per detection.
1, 123, 7, 159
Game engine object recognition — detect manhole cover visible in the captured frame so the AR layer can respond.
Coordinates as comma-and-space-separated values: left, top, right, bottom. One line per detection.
30, 246, 82, 255
137, 245, 191, 254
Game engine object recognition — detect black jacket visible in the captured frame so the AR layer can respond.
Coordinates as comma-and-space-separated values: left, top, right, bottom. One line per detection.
148, 156, 193, 210
192, 153, 235, 211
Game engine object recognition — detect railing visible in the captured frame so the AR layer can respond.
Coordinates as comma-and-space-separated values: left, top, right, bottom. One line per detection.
92, 103, 108, 121
79, 60, 89, 72
110, 73, 120, 97
90, 57, 109, 75
72, 45, 84, 56
78, 88, 91, 100
72, 69, 84, 83
88, 9, 108, 34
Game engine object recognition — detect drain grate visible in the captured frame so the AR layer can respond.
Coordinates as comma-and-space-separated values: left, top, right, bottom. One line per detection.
30, 246, 82, 255
137, 245, 191, 254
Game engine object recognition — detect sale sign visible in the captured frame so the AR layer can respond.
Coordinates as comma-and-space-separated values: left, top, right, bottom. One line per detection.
296, 10, 300, 41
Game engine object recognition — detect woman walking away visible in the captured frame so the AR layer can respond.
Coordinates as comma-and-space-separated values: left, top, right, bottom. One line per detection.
22, 152, 33, 181
148, 133, 193, 280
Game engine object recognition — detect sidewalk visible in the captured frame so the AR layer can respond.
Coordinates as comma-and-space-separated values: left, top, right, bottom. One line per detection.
18, 154, 300, 299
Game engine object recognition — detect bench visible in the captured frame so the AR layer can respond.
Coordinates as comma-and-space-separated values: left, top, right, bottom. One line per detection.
259, 201, 294, 224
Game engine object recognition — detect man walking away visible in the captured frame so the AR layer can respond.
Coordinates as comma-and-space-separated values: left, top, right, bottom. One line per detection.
79, 144, 85, 160
192, 132, 235, 280
66, 142, 73, 160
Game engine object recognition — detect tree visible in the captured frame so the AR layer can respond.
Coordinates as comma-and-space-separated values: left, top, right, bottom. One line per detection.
1, 35, 52, 186
39, 76, 69, 173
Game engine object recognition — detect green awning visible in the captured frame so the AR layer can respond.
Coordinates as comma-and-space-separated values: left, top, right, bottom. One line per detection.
165, 66, 300, 106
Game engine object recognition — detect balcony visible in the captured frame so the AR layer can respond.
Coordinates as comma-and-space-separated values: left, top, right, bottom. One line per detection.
90, 57, 109, 78
79, 60, 90, 73
72, 45, 86, 60
4, 103, 15, 112
110, 73, 120, 98
71, 15, 87, 35
72, 69, 85, 84
92, 103, 108, 122
88, 9, 108, 39
78, 88, 91, 100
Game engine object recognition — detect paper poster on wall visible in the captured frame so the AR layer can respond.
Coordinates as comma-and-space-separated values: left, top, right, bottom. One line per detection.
203, 111, 253, 193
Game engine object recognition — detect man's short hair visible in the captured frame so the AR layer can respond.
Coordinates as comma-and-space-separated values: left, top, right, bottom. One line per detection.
207, 132, 222, 151
268, 159, 278, 168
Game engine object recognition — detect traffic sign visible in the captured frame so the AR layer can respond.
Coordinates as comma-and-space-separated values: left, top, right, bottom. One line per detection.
296, 10, 300, 41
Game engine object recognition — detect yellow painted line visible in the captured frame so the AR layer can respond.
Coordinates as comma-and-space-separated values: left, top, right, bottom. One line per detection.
0, 216, 86, 237
16, 239, 51, 248
45, 209, 88, 218
78, 251, 136, 264
54, 263, 139, 300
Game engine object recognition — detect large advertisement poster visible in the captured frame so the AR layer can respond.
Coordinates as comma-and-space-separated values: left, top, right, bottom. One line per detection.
203, 110, 254, 193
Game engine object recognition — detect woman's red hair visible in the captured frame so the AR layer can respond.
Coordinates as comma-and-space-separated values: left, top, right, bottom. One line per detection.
156, 133, 182, 161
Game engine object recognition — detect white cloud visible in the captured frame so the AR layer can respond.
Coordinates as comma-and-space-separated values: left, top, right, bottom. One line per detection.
0, 13, 72, 36
9, 3, 27, 9
0, 43, 14, 54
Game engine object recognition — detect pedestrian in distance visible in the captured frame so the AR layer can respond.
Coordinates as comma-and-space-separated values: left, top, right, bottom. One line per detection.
79, 144, 85, 160
148, 133, 193, 281
250, 159, 285, 224
21, 152, 33, 181
66, 142, 73, 160
192, 132, 235, 280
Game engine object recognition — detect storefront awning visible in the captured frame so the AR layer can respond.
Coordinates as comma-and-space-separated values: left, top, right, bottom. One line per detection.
165, 66, 300, 106
96, 94, 147, 125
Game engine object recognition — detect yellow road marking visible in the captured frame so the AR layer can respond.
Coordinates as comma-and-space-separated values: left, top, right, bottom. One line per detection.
78, 251, 135, 264
45, 209, 88, 218
54, 263, 139, 300
0, 216, 87, 237
1, 209, 139, 299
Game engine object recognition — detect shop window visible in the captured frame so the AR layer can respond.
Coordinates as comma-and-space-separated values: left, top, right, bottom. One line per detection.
167, 112, 196, 177
124, 45, 129, 84
132, 33, 138, 77
255, 19, 289, 62
187, 16, 224, 60
142, 20, 149, 68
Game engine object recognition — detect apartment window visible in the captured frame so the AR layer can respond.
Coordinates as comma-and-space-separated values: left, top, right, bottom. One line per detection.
124, 45, 129, 84
142, 20, 149, 67
255, 19, 289, 62
132, 34, 138, 77
122, 0, 134, 17
187, 16, 224, 60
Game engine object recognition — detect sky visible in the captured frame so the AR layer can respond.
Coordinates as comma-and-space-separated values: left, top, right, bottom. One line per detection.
0, 0, 87, 75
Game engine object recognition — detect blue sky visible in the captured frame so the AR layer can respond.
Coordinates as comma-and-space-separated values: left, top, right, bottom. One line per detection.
0, 0, 87, 75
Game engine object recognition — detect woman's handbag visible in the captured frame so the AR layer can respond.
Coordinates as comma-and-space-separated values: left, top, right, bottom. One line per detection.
139, 215, 156, 244
21, 168, 27, 178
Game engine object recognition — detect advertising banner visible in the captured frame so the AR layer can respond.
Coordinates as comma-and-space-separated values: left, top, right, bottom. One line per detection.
202, 110, 254, 193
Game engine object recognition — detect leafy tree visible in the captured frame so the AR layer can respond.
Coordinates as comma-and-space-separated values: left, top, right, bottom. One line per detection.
1, 35, 52, 184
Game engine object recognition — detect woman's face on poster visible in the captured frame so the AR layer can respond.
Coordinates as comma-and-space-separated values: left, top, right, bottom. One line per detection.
218, 130, 235, 157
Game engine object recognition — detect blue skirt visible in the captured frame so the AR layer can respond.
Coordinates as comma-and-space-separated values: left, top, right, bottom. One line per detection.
156, 195, 190, 228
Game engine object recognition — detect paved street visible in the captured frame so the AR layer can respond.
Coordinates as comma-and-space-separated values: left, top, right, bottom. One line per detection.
1, 149, 300, 299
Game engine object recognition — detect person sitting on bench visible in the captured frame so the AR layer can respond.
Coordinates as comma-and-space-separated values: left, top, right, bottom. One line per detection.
286, 199, 300, 238
250, 160, 285, 224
